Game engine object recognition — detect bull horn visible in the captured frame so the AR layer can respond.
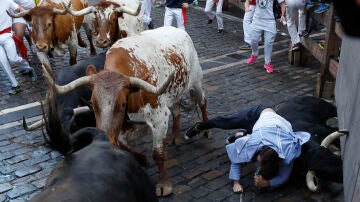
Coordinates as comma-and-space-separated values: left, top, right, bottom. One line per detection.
6, 10, 31, 18
129, 70, 175, 95
73, 106, 91, 116
42, 64, 91, 94
63, 3, 96, 16
23, 116, 46, 131
115, 2, 142, 16
52, 7, 67, 15
321, 130, 348, 148
306, 170, 320, 192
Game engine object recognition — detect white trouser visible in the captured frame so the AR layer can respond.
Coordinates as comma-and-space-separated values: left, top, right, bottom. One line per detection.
285, 0, 306, 45
164, 7, 185, 30
204, 0, 224, 30
243, 5, 256, 44
250, 19, 277, 64
142, 0, 153, 26
0, 33, 30, 87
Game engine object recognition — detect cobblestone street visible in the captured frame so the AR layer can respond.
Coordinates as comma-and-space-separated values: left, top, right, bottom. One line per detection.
0, 1, 343, 201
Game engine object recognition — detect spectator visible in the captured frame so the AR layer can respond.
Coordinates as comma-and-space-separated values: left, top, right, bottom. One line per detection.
164, 0, 193, 29
0, 0, 36, 95
285, 0, 308, 51
142, 0, 155, 29
240, 0, 257, 50
246, 0, 286, 73
205, 0, 224, 33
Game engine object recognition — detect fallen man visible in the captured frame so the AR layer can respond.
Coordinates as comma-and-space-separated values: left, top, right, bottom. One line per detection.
185, 97, 343, 193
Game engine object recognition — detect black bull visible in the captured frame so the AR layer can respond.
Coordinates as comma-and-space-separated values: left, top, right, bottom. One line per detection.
30, 127, 158, 202
45, 53, 105, 154
277, 96, 342, 183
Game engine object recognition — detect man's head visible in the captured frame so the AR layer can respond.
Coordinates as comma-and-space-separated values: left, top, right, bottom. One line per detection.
256, 146, 281, 180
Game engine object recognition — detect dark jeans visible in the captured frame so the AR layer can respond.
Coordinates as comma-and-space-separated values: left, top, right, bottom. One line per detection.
196, 104, 271, 133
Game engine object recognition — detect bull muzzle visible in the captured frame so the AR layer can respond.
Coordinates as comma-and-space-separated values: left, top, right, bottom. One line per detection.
35, 43, 49, 52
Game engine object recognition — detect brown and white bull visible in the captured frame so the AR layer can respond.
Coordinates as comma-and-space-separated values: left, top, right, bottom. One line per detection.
43, 26, 208, 196
65, 0, 143, 48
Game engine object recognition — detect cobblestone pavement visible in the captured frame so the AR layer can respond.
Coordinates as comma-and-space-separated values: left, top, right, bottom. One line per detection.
0, 2, 343, 201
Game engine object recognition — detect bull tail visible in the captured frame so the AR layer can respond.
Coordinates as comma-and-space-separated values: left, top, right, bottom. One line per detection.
45, 88, 72, 154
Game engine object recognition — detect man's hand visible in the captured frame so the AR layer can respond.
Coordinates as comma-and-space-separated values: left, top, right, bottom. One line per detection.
254, 175, 270, 188
233, 181, 244, 193
182, 3, 189, 8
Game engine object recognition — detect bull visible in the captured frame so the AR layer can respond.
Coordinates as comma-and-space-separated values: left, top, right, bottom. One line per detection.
277, 96, 346, 192
30, 127, 158, 202
64, 0, 143, 48
23, 53, 106, 153
43, 26, 209, 196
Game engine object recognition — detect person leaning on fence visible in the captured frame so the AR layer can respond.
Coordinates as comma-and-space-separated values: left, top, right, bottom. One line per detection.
0, 0, 37, 95
204, 0, 224, 33
164, 0, 194, 30
285, 0, 308, 51
246, 0, 286, 73
184, 105, 311, 193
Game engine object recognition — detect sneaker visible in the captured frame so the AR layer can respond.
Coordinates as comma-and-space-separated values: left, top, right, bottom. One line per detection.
264, 63, 274, 73
314, 3, 329, 14
207, 19, 213, 24
292, 43, 301, 51
299, 30, 309, 38
148, 21, 154, 30
8, 85, 21, 95
225, 129, 247, 144
258, 41, 264, 46
155, 3, 164, 8
192, 0, 198, 6
184, 122, 201, 140
239, 43, 251, 50
247, 54, 258, 64
18, 67, 31, 74
218, 29, 223, 33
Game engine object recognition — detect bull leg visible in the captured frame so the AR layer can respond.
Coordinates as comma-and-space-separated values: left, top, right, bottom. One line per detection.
77, 32, 87, 48
68, 40, 78, 66
170, 104, 181, 145
191, 84, 211, 138
145, 106, 172, 196
83, 23, 97, 56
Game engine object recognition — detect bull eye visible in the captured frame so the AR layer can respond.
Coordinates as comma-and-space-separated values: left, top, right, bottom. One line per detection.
47, 22, 52, 27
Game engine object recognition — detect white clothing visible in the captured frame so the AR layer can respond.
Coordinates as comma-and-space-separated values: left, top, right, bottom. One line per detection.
285, 0, 306, 45
254, 0, 284, 20
0, 33, 31, 87
0, 0, 19, 31
250, 19, 276, 63
12, 0, 36, 24
243, 5, 256, 44
142, 0, 153, 26
204, 0, 224, 30
164, 7, 185, 30
253, 111, 293, 132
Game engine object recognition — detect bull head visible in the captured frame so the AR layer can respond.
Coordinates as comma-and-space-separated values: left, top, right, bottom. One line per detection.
64, 1, 142, 48
42, 64, 174, 145
7, 6, 68, 52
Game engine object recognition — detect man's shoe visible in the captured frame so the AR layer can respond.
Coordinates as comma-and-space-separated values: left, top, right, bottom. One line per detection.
246, 54, 258, 65
225, 129, 247, 144
264, 63, 274, 73
207, 19, 213, 24
314, 3, 330, 14
148, 21, 154, 30
239, 43, 251, 50
292, 42, 301, 51
218, 29, 223, 33
184, 122, 201, 140
8, 85, 21, 95
18, 67, 31, 75
299, 30, 309, 38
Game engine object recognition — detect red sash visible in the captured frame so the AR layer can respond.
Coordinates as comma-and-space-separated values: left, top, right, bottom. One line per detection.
182, 7, 187, 26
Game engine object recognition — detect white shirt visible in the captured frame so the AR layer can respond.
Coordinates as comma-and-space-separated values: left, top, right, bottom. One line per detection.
253, 0, 284, 20
252, 111, 293, 132
0, 0, 19, 32
14, 0, 35, 9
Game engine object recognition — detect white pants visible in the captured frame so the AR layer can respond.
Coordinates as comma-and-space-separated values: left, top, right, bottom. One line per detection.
285, 0, 306, 45
164, 7, 185, 30
204, 0, 224, 30
243, 5, 256, 44
142, 0, 153, 26
250, 19, 277, 64
0, 33, 30, 87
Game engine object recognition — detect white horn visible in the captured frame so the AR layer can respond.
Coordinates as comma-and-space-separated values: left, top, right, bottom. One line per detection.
63, 3, 96, 16
73, 106, 91, 116
321, 130, 348, 148
306, 170, 320, 192
129, 70, 175, 95
23, 117, 46, 131
6, 10, 31, 18
42, 64, 91, 94
52, 7, 67, 15
115, 2, 142, 16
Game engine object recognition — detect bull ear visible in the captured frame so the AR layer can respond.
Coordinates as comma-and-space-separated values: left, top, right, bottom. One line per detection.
23, 14, 31, 22
86, 65, 98, 76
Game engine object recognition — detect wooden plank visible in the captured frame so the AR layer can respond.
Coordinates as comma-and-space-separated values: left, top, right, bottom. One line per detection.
329, 58, 338, 78
228, 0, 245, 10
311, 10, 330, 26
300, 36, 325, 63
335, 21, 344, 39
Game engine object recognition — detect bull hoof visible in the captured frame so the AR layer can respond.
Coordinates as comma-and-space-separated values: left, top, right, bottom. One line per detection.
78, 41, 87, 48
202, 130, 212, 139
90, 49, 97, 56
156, 181, 173, 197
173, 137, 182, 145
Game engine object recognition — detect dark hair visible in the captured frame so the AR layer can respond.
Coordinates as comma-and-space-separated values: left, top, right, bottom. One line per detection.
258, 146, 281, 180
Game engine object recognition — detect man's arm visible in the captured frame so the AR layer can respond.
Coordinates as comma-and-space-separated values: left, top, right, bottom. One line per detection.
279, 0, 286, 22
268, 161, 294, 188
244, 0, 250, 12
